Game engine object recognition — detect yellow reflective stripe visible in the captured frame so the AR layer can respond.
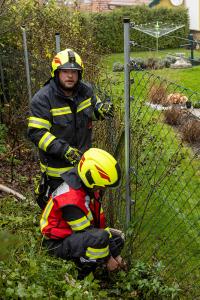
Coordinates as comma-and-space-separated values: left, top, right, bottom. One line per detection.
96, 95, 101, 104
87, 210, 93, 221
86, 246, 109, 259
40, 198, 54, 231
105, 227, 112, 238
68, 216, 90, 231
38, 132, 56, 151
28, 117, 51, 130
50, 106, 72, 116
40, 162, 73, 177
77, 98, 91, 113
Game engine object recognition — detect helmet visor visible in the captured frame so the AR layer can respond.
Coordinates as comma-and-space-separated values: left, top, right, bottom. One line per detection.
57, 61, 82, 71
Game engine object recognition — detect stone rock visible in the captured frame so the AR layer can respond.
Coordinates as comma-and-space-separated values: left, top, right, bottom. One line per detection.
113, 62, 124, 72
170, 53, 192, 69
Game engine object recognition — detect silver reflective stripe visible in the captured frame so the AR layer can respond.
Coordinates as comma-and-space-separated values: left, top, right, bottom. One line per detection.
50, 106, 72, 116
39, 132, 56, 151
52, 182, 70, 198
40, 162, 73, 177
69, 217, 90, 231
87, 210, 93, 221
96, 95, 101, 104
28, 117, 51, 130
40, 198, 54, 231
77, 98, 91, 113
86, 246, 109, 259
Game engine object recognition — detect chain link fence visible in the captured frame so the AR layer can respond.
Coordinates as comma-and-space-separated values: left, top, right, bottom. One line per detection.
131, 70, 200, 297
1, 30, 200, 298
106, 65, 200, 297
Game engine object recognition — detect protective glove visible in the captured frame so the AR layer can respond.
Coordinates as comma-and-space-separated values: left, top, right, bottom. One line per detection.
64, 146, 82, 166
114, 255, 127, 271
106, 256, 120, 272
109, 228, 125, 241
96, 101, 114, 119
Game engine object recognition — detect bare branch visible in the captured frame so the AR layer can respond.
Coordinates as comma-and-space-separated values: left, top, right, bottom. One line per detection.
0, 184, 26, 200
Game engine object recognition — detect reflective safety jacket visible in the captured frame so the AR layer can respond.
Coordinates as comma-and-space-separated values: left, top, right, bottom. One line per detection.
27, 79, 102, 178
40, 182, 106, 240
40, 169, 122, 261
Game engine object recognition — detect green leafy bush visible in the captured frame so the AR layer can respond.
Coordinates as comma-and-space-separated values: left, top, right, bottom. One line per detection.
109, 261, 181, 299
84, 5, 189, 53
193, 101, 200, 108
0, 193, 181, 299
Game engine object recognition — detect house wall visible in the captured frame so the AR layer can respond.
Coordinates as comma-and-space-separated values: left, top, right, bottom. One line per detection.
156, 0, 175, 8
185, 0, 200, 31
79, 0, 150, 12
153, 0, 200, 32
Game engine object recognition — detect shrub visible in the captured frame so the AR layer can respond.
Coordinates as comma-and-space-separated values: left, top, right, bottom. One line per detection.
0, 124, 7, 154
0, 0, 103, 145
146, 57, 159, 70
130, 57, 146, 70
166, 93, 188, 105
149, 84, 167, 104
181, 119, 200, 143
84, 6, 189, 53
164, 109, 182, 126
193, 101, 200, 108
109, 261, 181, 299
113, 62, 124, 72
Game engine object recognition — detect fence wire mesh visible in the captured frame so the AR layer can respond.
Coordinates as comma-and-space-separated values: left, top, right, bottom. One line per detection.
120, 68, 200, 297
1, 37, 200, 298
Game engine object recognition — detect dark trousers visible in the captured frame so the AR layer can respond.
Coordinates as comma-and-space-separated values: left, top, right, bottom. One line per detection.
42, 229, 124, 279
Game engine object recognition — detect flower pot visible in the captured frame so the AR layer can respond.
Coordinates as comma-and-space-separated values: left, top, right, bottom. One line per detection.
186, 101, 192, 109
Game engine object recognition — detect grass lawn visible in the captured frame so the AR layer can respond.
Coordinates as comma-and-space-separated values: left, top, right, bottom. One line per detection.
103, 49, 200, 93
102, 50, 200, 297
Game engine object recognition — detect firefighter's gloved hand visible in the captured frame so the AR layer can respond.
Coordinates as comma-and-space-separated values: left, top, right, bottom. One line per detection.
109, 228, 125, 241
96, 101, 114, 119
64, 146, 82, 166
115, 255, 127, 271
107, 256, 120, 272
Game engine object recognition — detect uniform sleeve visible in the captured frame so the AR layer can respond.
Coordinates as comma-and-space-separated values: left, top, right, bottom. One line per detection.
91, 94, 104, 121
61, 205, 92, 232
27, 93, 69, 158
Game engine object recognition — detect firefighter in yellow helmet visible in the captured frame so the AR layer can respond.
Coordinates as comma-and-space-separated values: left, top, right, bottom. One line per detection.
27, 49, 114, 209
40, 148, 126, 279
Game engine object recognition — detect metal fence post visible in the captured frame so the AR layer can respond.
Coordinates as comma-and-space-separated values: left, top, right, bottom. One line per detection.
55, 33, 61, 53
124, 17, 131, 227
189, 33, 194, 63
22, 27, 32, 104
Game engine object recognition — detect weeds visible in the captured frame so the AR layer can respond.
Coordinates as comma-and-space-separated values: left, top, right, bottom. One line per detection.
164, 109, 182, 126
182, 119, 200, 143
0, 194, 181, 299
149, 84, 167, 105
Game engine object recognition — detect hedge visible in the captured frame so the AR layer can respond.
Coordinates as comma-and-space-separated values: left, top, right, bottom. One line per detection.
1, 3, 189, 58
83, 5, 189, 53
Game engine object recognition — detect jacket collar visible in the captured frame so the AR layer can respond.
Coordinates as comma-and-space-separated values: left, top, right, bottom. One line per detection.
61, 168, 82, 189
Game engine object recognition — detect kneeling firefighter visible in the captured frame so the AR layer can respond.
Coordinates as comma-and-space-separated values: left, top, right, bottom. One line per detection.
40, 148, 126, 278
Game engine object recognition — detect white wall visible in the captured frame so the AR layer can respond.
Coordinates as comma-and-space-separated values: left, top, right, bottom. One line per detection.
184, 0, 200, 31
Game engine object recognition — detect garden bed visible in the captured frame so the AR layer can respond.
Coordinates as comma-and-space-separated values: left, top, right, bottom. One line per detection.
146, 101, 200, 145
